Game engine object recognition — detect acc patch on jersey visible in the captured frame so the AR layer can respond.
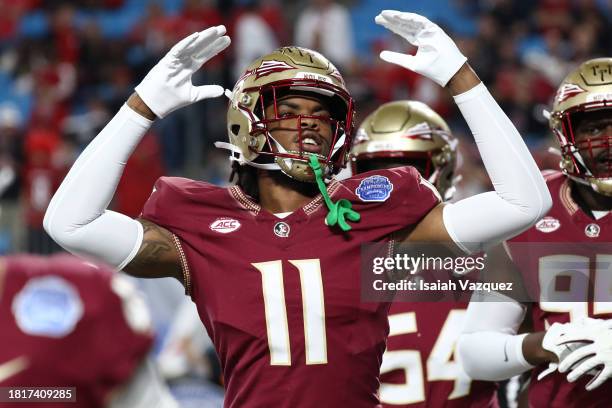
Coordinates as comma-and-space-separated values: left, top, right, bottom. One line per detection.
210, 217, 242, 234
12, 276, 83, 338
355, 175, 394, 202
535, 216, 561, 233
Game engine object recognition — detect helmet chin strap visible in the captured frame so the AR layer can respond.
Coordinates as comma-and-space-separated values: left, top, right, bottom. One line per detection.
214, 141, 281, 170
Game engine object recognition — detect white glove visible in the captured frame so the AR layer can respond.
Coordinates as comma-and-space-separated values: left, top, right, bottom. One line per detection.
135, 25, 231, 118
374, 10, 467, 87
557, 318, 612, 391
537, 321, 579, 381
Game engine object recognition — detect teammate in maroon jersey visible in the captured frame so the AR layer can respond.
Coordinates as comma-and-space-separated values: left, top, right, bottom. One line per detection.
43, 11, 550, 407
457, 58, 612, 408
0, 254, 177, 408
352, 100, 498, 407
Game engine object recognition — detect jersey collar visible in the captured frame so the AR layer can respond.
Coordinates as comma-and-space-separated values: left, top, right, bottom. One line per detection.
228, 179, 342, 219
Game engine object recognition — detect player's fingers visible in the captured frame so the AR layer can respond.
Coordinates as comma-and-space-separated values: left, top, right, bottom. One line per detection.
374, 14, 387, 26
187, 25, 227, 55
374, 15, 409, 36
558, 344, 595, 373
194, 35, 231, 64
566, 357, 601, 383
170, 32, 200, 56
191, 84, 225, 102
383, 11, 426, 24
585, 366, 611, 391
381, 10, 428, 31
379, 51, 416, 70
557, 332, 594, 344
380, 10, 424, 23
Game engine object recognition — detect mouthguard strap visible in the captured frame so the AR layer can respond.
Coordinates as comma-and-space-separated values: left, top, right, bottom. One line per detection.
308, 154, 360, 231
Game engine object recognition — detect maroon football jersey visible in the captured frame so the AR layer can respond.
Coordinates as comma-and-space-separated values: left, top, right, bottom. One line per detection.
0, 254, 153, 408
380, 302, 498, 408
141, 166, 440, 407
507, 171, 612, 408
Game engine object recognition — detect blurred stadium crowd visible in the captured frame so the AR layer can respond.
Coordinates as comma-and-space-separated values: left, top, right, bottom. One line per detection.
0, 0, 610, 254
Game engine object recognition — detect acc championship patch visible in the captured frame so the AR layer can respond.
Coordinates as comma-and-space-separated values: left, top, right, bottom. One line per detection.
355, 175, 394, 202
12, 276, 83, 338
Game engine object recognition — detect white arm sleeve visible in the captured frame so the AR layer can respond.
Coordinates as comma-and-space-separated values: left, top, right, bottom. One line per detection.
457, 291, 533, 381
43, 105, 152, 270
443, 83, 552, 253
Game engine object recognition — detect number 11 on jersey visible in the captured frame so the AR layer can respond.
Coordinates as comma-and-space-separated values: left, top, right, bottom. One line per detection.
253, 259, 328, 366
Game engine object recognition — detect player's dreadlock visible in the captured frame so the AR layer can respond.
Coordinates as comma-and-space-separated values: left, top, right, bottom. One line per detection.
230, 161, 259, 201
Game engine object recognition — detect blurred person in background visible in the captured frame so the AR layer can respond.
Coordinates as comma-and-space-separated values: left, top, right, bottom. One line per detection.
0, 104, 23, 202
351, 100, 498, 407
295, 0, 354, 71
0, 254, 177, 408
20, 124, 67, 254
231, 0, 278, 80
157, 298, 224, 408
0, 104, 22, 253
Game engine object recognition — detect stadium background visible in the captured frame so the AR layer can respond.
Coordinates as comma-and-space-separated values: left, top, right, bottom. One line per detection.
0, 0, 610, 254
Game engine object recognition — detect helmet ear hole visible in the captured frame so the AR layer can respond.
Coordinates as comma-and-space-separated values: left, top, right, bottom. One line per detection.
231, 125, 240, 136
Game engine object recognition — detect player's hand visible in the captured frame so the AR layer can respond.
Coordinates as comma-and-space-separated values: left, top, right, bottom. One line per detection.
374, 10, 467, 87
537, 320, 589, 381
134, 25, 230, 118
557, 318, 612, 391
538, 323, 570, 381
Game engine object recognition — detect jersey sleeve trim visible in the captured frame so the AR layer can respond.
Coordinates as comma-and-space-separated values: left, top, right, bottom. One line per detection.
229, 186, 261, 215
171, 234, 192, 296
559, 179, 578, 215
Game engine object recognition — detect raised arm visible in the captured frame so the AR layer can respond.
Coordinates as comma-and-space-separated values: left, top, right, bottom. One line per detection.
374, 11, 552, 251
43, 26, 230, 280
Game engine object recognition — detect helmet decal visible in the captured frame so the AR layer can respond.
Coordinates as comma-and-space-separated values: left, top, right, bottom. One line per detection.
555, 83, 586, 104
253, 60, 295, 79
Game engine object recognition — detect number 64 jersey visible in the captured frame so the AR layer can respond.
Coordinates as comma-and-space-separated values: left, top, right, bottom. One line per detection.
380, 302, 498, 408
506, 171, 612, 408
140, 166, 440, 408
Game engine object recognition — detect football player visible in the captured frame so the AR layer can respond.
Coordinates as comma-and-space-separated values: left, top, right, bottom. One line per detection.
457, 58, 612, 408
352, 101, 498, 407
43, 11, 551, 407
0, 254, 177, 408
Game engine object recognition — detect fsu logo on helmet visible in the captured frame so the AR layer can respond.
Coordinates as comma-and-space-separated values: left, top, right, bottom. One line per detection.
555, 83, 586, 104
253, 60, 295, 79
235, 60, 296, 84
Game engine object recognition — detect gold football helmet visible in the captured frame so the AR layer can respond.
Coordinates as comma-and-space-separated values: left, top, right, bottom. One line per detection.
549, 58, 612, 196
220, 47, 355, 182
351, 100, 458, 200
